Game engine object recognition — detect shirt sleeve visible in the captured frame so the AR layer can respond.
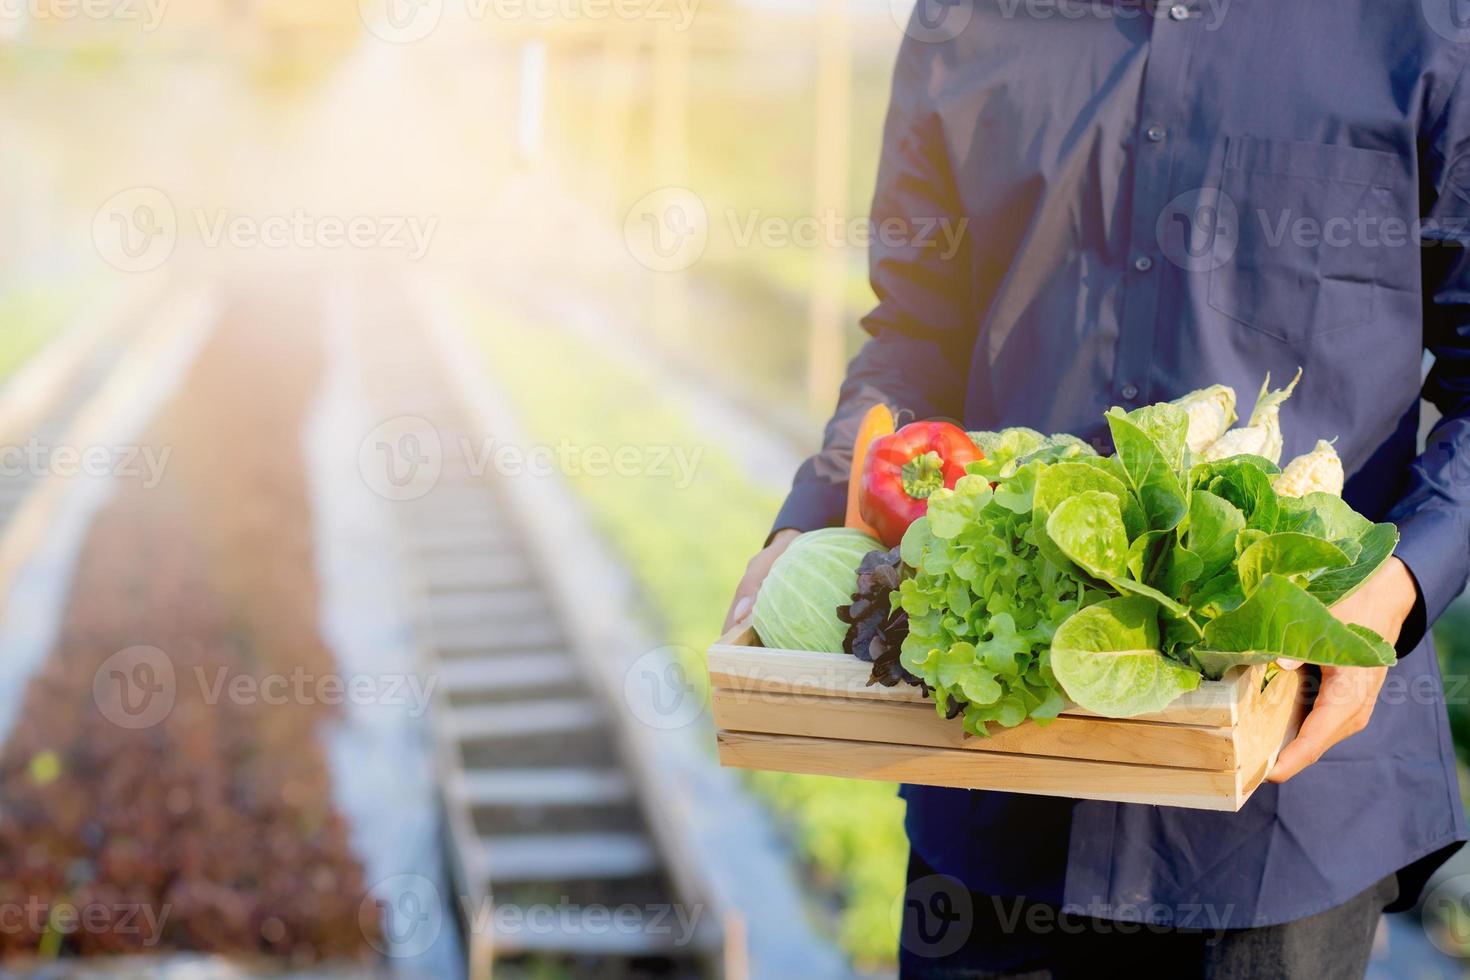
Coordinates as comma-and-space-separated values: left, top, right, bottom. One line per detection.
772, 28, 977, 538
1388, 50, 1470, 650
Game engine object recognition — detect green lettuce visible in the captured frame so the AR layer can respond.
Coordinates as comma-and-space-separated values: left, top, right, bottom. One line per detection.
1193, 574, 1397, 678
890, 375, 1399, 724
1106, 405, 1189, 532
1050, 596, 1201, 717
966, 427, 1096, 482
897, 479, 1085, 731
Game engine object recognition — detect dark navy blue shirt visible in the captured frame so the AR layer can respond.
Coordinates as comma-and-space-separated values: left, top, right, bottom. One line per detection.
774, 0, 1469, 929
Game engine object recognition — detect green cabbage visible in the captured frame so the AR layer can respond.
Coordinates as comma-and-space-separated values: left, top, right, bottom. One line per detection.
752, 528, 884, 652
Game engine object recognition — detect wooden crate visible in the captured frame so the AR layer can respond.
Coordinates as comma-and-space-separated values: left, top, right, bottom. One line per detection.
708, 623, 1305, 812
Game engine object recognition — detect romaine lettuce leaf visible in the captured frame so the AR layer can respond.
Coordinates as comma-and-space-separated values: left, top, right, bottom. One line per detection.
1306, 522, 1399, 607
1192, 574, 1396, 678
1031, 460, 1149, 578
1155, 540, 1206, 598
1186, 489, 1245, 581
1046, 492, 1192, 617
968, 429, 1099, 483
1105, 406, 1189, 532
1236, 532, 1351, 594
1046, 491, 1130, 580
1190, 457, 1280, 533
1050, 596, 1202, 717
1277, 491, 1370, 541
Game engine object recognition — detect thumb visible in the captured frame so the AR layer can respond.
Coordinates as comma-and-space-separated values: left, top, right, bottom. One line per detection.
723, 593, 755, 633
732, 595, 753, 623
1277, 658, 1303, 671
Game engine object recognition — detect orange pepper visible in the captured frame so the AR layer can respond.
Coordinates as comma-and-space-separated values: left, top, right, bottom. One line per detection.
844, 403, 895, 537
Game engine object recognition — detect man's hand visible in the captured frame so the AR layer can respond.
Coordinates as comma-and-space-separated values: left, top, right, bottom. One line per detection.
723, 528, 802, 633
1268, 557, 1418, 783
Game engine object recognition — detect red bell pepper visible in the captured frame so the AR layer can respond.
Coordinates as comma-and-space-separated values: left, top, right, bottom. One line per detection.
859, 421, 982, 546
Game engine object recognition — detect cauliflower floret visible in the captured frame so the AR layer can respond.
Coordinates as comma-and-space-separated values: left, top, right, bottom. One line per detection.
1201, 424, 1269, 462
1172, 384, 1237, 455
1274, 439, 1345, 498
1197, 370, 1301, 466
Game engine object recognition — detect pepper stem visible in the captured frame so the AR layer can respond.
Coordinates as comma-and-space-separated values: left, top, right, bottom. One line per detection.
901, 451, 947, 499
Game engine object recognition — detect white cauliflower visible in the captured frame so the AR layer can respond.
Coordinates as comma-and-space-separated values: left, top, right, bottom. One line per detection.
1199, 369, 1302, 466
1172, 384, 1238, 455
1274, 439, 1345, 498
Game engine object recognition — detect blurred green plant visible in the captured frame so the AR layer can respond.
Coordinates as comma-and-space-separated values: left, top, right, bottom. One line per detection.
1436, 600, 1470, 765
0, 286, 77, 383
467, 301, 907, 969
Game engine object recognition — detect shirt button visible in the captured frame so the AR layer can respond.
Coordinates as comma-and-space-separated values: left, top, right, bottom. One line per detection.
1169, 3, 1190, 20
1122, 384, 1140, 401
1146, 126, 1166, 143
1134, 256, 1154, 272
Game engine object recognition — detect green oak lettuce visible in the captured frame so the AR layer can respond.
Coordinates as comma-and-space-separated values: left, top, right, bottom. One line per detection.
897, 478, 1089, 732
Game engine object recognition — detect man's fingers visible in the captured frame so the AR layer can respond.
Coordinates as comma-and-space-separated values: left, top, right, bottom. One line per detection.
1268, 669, 1376, 783
723, 531, 799, 633
722, 586, 753, 632
724, 592, 754, 633
723, 563, 764, 632
1267, 698, 1344, 783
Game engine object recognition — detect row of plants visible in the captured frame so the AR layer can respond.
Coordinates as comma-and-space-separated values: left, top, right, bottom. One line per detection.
466, 301, 907, 968
0, 293, 376, 964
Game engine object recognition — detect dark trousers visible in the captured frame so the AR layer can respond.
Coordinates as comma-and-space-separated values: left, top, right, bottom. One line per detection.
899, 851, 1398, 979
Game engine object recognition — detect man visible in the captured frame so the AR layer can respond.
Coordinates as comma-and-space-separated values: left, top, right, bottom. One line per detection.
724, 1, 1470, 975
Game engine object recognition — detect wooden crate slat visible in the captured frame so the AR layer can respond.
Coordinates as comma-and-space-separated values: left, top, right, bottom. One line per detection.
707, 640, 1249, 727
1229, 664, 1304, 798
711, 688, 1238, 771
708, 622, 1304, 811
716, 731, 1245, 811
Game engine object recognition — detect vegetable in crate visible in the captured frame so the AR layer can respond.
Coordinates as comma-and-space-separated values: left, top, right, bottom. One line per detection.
893, 372, 1400, 727
1274, 439, 1344, 498
859, 421, 980, 547
897, 469, 1087, 732
844, 404, 895, 539
751, 527, 884, 653
836, 547, 921, 689
1171, 384, 1237, 454
1198, 370, 1300, 464
965, 427, 1096, 482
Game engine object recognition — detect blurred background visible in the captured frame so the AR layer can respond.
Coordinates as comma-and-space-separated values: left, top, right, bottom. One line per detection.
2, 0, 1470, 976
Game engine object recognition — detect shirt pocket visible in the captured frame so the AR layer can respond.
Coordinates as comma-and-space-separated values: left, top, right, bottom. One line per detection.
1206, 137, 1398, 343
